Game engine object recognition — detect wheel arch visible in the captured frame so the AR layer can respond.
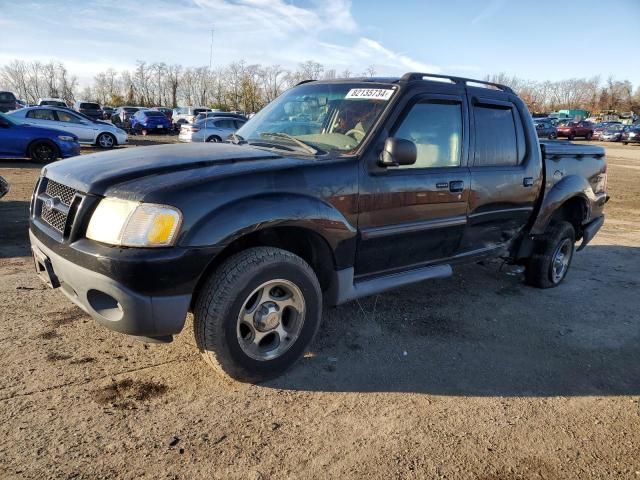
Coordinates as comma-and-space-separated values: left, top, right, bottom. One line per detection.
26, 138, 60, 159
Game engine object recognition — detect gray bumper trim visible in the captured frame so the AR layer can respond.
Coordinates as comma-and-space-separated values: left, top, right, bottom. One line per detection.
29, 231, 190, 337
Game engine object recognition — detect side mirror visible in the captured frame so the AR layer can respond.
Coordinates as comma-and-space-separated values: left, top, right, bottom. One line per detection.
379, 137, 417, 167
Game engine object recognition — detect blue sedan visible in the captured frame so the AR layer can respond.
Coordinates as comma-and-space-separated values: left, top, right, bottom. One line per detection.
0, 112, 80, 162
130, 110, 172, 134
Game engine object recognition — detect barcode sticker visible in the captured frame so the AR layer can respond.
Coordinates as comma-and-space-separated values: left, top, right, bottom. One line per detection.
345, 88, 394, 100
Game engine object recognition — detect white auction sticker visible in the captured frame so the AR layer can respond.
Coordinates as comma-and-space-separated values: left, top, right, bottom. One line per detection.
345, 88, 394, 100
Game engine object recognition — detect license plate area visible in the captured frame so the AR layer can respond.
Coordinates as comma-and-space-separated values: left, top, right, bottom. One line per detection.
32, 246, 60, 289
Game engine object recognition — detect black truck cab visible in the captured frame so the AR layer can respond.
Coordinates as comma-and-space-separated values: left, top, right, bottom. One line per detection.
29, 73, 607, 381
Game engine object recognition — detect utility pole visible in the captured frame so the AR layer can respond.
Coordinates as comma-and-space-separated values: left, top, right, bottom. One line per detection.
209, 29, 214, 71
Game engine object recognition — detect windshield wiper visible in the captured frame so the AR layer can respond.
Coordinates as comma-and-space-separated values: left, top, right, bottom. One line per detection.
259, 132, 318, 155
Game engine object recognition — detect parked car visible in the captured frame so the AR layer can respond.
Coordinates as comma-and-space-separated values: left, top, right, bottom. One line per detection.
172, 106, 212, 127
0, 111, 80, 162
622, 125, 640, 145
9, 106, 127, 149
37, 98, 68, 108
193, 111, 248, 123
533, 119, 557, 139
130, 109, 172, 134
102, 106, 115, 120
152, 107, 173, 123
110, 106, 141, 128
178, 116, 245, 143
28, 73, 608, 382
73, 100, 103, 120
556, 121, 594, 140
600, 124, 626, 142
0, 91, 18, 112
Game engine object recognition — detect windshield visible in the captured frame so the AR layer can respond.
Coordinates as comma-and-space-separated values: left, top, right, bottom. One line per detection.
236, 82, 396, 154
80, 103, 100, 109
124, 107, 139, 113
41, 101, 66, 107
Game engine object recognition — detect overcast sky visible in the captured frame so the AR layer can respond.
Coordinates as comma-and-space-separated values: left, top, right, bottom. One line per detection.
0, 0, 638, 87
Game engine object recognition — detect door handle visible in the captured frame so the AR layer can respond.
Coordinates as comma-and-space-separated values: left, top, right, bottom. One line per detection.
449, 180, 464, 193
523, 177, 534, 187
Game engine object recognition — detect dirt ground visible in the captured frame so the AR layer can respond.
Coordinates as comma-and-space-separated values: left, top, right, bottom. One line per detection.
1, 137, 639, 479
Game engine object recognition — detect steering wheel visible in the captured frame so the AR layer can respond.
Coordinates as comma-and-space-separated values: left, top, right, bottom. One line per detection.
345, 128, 365, 142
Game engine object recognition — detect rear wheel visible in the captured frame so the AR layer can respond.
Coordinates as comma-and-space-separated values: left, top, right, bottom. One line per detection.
96, 132, 116, 149
206, 135, 222, 143
29, 140, 59, 163
548, 131, 557, 139
525, 221, 575, 289
585, 132, 593, 141
568, 133, 575, 141
194, 247, 322, 382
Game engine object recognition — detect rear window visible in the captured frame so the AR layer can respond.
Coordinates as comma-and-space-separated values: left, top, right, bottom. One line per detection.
473, 105, 519, 167
0, 92, 16, 102
124, 107, 139, 113
193, 108, 212, 115
144, 111, 165, 117
80, 103, 100, 110
40, 101, 67, 107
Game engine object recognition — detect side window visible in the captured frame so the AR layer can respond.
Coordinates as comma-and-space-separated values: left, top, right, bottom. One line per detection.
56, 110, 83, 124
216, 119, 236, 129
234, 120, 246, 129
27, 109, 56, 121
392, 101, 463, 169
473, 105, 519, 167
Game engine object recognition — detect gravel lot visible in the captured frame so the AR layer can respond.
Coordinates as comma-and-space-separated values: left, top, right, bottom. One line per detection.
1, 137, 639, 479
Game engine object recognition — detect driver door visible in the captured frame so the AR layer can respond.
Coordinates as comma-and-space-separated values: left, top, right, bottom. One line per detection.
356, 92, 470, 277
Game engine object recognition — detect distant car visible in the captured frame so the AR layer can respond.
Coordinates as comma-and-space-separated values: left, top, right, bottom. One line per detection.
130, 109, 172, 134
173, 106, 212, 128
9, 106, 127, 149
151, 107, 173, 123
178, 116, 245, 143
533, 119, 557, 139
74, 100, 103, 120
0, 111, 80, 162
621, 125, 640, 145
193, 111, 248, 123
37, 98, 68, 108
0, 175, 8, 198
102, 106, 115, 120
600, 125, 625, 142
0, 91, 18, 112
111, 106, 141, 127
556, 121, 593, 140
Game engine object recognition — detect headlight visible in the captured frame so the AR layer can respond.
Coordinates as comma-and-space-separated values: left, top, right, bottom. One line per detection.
86, 197, 182, 247
58, 135, 76, 142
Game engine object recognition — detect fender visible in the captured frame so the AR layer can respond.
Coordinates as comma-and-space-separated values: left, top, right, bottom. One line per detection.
530, 174, 594, 235
183, 192, 358, 268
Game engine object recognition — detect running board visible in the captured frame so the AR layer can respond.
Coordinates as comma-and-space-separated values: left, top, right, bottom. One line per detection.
330, 264, 452, 305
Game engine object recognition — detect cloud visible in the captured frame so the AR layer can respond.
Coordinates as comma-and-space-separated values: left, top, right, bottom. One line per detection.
472, 0, 508, 23
0, 0, 437, 82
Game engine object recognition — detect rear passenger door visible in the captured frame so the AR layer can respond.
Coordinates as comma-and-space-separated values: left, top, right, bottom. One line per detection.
458, 95, 541, 254
356, 93, 470, 277
24, 109, 58, 129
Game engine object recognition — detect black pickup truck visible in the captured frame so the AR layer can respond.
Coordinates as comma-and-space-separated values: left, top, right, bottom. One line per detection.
29, 73, 608, 381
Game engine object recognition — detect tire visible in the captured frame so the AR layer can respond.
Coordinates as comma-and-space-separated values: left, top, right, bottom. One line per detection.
96, 132, 116, 149
585, 132, 593, 141
548, 132, 557, 140
29, 140, 59, 163
194, 247, 322, 382
206, 135, 222, 143
525, 221, 576, 289
568, 133, 575, 141
623, 142, 628, 145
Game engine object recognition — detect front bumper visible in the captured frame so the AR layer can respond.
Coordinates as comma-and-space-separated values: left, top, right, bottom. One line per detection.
59, 142, 81, 158
30, 230, 191, 339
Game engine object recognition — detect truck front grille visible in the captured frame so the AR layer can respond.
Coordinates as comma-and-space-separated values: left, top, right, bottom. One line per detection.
35, 178, 81, 235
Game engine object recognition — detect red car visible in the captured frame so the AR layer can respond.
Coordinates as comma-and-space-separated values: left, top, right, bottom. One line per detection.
556, 121, 593, 140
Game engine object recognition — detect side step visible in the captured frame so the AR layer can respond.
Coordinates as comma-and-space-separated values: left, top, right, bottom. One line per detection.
331, 264, 452, 305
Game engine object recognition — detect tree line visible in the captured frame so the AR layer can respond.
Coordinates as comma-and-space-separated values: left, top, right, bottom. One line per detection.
1, 58, 639, 115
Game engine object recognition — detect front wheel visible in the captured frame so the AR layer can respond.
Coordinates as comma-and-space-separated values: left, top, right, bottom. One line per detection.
96, 132, 116, 149
206, 135, 222, 143
525, 221, 575, 289
194, 247, 322, 382
585, 132, 593, 141
29, 140, 59, 163
548, 132, 557, 140
568, 133, 575, 141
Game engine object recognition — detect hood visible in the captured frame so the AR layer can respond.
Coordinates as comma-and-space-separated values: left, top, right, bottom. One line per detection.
42, 143, 288, 195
